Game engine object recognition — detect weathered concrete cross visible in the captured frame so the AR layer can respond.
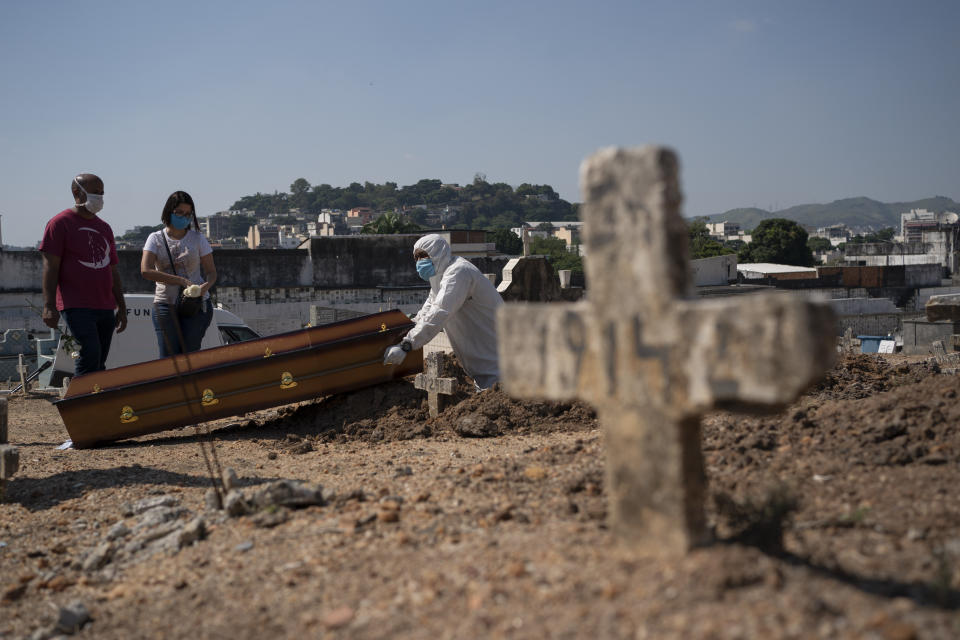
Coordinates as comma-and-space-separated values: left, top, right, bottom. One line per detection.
497, 147, 836, 553
414, 351, 457, 417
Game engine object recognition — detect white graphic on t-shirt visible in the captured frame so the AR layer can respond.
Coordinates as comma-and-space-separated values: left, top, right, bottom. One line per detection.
76, 226, 111, 269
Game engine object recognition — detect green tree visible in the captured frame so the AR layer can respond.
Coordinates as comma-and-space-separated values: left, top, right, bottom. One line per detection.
687, 219, 734, 259
876, 227, 895, 241
531, 236, 584, 273
488, 228, 523, 255
290, 178, 310, 196
807, 236, 833, 253
738, 218, 815, 266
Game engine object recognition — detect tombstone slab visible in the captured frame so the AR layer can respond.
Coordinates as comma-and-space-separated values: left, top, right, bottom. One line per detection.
497, 257, 564, 302
497, 147, 836, 553
926, 294, 960, 322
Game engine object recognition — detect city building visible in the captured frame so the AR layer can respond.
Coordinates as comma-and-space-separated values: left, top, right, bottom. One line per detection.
813, 223, 852, 247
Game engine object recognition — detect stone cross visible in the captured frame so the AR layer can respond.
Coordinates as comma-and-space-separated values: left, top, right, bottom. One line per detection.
0, 398, 18, 502
497, 147, 836, 553
414, 351, 457, 417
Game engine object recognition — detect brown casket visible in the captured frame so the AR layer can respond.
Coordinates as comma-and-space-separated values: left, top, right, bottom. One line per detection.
55, 310, 421, 448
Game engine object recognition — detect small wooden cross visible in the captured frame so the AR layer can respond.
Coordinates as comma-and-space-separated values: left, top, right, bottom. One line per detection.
414, 351, 457, 417
497, 147, 836, 553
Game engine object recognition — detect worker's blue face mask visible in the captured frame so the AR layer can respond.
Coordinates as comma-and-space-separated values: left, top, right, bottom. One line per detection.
416, 258, 436, 281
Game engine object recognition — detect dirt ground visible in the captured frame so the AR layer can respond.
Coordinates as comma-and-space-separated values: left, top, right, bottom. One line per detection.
2, 352, 960, 639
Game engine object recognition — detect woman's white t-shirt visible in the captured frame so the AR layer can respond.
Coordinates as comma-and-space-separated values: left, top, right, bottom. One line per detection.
143, 229, 213, 305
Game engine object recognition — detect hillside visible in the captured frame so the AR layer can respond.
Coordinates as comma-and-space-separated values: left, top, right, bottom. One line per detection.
702, 196, 960, 231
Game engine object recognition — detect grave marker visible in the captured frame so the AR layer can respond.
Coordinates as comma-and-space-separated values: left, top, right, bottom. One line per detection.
497, 147, 836, 553
17, 354, 28, 396
414, 352, 457, 417
0, 398, 18, 501
926, 294, 960, 322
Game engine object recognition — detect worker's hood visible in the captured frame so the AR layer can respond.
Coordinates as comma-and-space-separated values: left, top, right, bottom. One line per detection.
413, 234, 453, 286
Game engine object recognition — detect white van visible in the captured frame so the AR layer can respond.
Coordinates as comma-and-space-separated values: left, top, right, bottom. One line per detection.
105, 294, 260, 368
40, 294, 260, 384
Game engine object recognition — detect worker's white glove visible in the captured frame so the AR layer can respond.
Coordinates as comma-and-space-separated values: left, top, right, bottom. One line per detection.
383, 345, 407, 366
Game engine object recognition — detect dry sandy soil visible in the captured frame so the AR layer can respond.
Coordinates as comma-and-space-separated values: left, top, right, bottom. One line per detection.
2, 353, 960, 639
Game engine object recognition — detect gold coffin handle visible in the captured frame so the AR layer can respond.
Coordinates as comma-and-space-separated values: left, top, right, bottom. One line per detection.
280, 372, 298, 389
119, 405, 138, 424
201, 388, 220, 406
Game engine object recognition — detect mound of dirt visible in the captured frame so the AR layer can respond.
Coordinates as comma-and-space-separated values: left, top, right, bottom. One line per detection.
247, 355, 598, 444
809, 353, 939, 400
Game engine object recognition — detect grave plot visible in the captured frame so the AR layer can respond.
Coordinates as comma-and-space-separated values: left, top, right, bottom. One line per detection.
1, 350, 959, 638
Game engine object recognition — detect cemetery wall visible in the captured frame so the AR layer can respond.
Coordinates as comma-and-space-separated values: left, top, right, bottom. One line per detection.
0, 240, 512, 335
835, 313, 902, 338
902, 319, 960, 355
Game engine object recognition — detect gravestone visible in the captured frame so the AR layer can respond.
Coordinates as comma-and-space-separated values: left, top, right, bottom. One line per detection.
841, 327, 855, 353
932, 340, 948, 363
17, 354, 28, 396
930, 340, 959, 372
0, 398, 18, 501
497, 257, 564, 302
497, 147, 836, 553
414, 352, 457, 417
926, 294, 960, 322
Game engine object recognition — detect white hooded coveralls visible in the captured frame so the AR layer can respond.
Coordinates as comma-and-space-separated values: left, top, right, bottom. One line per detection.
404, 234, 503, 389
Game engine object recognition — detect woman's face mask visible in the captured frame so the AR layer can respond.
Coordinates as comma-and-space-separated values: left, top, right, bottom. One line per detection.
170, 213, 192, 230
416, 258, 436, 281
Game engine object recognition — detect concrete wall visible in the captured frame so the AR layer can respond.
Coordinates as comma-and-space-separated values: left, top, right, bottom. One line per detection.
1, 235, 512, 334
816, 265, 941, 289
4, 236, 513, 295
0, 251, 45, 291
306, 235, 422, 287
829, 297, 899, 315
835, 313, 902, 339
913, 286, 960, 312
902, 320, 959, 355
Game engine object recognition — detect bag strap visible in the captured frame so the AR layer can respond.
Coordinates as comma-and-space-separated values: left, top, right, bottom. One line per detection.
161, 231, 182, 279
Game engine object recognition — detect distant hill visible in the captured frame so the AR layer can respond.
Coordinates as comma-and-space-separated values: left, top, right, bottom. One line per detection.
699, 196, 960, 231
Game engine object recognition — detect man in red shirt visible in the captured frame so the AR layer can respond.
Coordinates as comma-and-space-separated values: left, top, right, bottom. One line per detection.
39, 173, 127, 376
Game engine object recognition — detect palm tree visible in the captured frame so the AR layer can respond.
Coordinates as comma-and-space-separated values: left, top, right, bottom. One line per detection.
361, 212, 422, 234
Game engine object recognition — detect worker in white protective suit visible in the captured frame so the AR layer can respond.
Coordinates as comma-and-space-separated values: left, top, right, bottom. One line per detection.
383, 234, 503, 389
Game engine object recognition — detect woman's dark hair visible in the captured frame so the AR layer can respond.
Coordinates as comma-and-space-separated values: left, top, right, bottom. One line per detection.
161, 191, 200, 231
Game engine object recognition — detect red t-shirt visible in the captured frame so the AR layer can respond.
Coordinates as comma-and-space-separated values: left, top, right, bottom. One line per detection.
39, 209, 119, 311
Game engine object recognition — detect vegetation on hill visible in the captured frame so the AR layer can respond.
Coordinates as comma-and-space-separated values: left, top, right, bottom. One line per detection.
704, 196, 960, 231
230, 176, 578, 231
115, 224, 162, 244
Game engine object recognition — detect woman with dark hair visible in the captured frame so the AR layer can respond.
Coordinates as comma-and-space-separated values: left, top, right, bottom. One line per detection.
140, 191, 218, 357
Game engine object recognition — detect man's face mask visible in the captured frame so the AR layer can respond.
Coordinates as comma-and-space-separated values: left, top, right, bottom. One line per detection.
416, 257, 436, 281
170, 213, 192, 230
74, 179, 103, 214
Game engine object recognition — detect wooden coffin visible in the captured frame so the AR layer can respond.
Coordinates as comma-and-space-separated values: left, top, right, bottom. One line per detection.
55, 310, 421, 448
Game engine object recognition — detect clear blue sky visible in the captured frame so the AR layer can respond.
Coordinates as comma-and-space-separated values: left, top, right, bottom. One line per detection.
1, 0, 957, 246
